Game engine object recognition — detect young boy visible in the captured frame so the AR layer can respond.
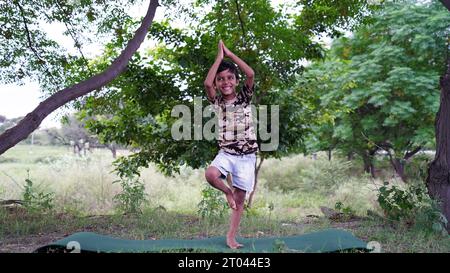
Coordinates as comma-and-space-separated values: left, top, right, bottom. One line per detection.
204, 40, 258, 249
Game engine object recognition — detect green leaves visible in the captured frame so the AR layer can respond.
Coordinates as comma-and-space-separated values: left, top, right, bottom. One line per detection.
295, 0, 378, 37
72, 0, 368, 175
301, 0, 449, 175
197, 185, 228, 220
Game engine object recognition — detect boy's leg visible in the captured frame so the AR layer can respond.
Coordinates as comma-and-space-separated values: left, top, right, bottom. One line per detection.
205, 166, 236, 210
227, 187, 246, 249
226, 174, 233, 190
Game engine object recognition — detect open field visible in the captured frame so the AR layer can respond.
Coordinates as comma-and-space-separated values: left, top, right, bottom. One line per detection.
0, 144, 449, 253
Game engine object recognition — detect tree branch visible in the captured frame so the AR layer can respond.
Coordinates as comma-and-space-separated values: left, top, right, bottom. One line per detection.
54, 0, 94, 77
248, 154, 264, 207
234, 0, 247, 48
15, 0, 58, 84
404, 146, 422, 161
0, 0, 160, 155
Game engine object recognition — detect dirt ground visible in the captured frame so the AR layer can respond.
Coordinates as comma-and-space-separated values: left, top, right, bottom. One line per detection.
0, 232, 66, 253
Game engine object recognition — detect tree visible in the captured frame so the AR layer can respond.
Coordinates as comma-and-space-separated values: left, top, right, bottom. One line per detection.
299, 0, 449, 181
74, 0, 375, 205
62, 113, 124, 157
0, 0, 160, 155
427, 58, 450, 234
426, 1, 450, 233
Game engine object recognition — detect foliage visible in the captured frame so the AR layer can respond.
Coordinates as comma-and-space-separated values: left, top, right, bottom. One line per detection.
299, 0, 450, 175
272, 239, 289, 253
334, 201, 356, 219
113, 176, 147, 214
197, 185, 228, 220
405, 153, 433, 181
377, 181, 448, 235
295, 0, 381, 37
0, 0, 144, 92
22, 171, 54, 212
414, 199, 448, 236
377, 182, 425, 220
73, 0, 376, 176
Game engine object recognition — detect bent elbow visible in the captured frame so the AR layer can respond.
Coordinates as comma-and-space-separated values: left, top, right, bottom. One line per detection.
204, 81, 213, 89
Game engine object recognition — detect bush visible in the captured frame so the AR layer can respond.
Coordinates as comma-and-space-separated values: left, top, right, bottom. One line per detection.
377, 182, 424, 220
113, 176, 147, 214
22, 173, 54, 212
334, 201, 356, 220
414, 199, 448, 236
377, 181, 448, 234
405, 154, 433, 181
197, 185, 228, 220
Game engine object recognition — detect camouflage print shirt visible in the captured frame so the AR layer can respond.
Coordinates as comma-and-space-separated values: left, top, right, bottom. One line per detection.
208, 84, 258, 155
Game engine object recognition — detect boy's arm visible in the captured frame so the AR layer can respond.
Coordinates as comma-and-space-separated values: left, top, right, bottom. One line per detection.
204, 40, 224, 101
222, 43, 254, 89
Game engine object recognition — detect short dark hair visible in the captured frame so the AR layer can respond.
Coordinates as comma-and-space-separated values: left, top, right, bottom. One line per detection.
217, 60, 240, 80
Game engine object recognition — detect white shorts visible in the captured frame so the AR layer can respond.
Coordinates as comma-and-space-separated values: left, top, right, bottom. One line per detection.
210, 150, 257, 195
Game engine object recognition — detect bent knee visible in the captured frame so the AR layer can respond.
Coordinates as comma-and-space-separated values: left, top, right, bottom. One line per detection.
205, 166, 221, 182
235, 199, 245, 209
233, 189, 246, 208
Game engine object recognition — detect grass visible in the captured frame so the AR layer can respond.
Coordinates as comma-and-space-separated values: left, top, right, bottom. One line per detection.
0, 144, 449, 253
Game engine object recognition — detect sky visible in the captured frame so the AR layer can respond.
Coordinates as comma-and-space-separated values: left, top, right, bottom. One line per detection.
0, 0, 323, 129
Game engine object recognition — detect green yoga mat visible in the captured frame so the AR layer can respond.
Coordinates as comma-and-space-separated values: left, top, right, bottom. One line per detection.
34, 229, 369, 253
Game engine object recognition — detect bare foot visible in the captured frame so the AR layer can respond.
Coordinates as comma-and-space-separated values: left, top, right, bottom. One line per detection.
225, 192, 237, 210
226, 237, 244, 249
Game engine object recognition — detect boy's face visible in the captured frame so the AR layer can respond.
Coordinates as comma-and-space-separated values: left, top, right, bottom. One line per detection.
215, 69, 239, 96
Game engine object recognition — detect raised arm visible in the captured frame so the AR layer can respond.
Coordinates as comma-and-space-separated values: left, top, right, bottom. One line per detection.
222, 43, 254, 89
204, 40, 224, 101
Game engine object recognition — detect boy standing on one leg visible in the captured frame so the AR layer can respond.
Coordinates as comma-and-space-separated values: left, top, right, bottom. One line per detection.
204, 40, 258, 249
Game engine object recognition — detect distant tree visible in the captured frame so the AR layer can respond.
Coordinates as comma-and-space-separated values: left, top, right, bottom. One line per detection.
60, 113, 122, 158
0, 116, 23, 134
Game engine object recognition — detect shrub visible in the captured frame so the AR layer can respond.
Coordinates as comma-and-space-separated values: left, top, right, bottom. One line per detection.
405, 154, 433, 181
113, 176, 147, 214
334, 201, 356, 220
22, 172, 54, 212
377, 181, 447, 234
197, 185, 228, 220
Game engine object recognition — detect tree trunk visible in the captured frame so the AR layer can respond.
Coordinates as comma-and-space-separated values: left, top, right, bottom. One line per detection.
248, 155, 264, 208
362, 151, 375, 178
347, 151, 354, 161
426, 56, 450, 233
362, 154, 371, 174
439, 0, 450, 12
109, 143, 117, 159
391, 158, 406, 182
390, 146, 421, 182
0, 0, 160, 156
